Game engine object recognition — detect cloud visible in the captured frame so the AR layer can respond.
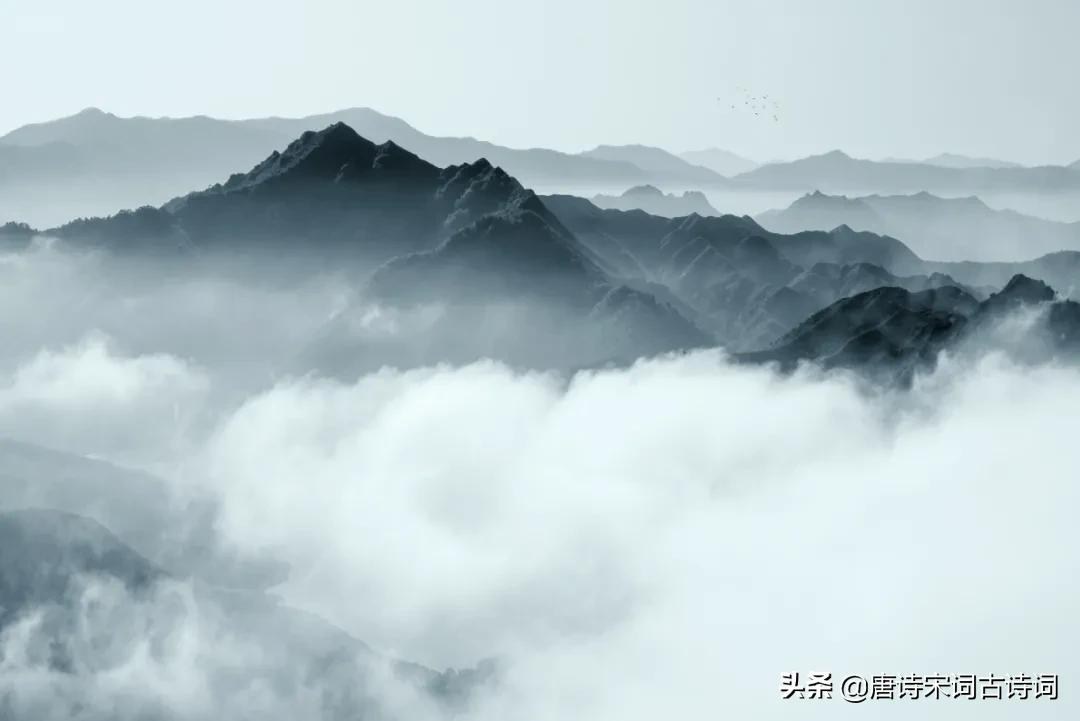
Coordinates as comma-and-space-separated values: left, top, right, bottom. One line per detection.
195, 350, 1080, 720
0, 333, 207, 465
0, 242, 1076, 719
0, 574, 449, 721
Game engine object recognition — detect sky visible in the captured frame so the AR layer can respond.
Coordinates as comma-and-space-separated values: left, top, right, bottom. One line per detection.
3, 0, 1079, 165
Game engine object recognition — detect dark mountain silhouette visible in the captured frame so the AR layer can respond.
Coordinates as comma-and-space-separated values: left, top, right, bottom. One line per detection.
741, 274, 1080, 379
543, 195, 960, 349
759, 190, 1080, 262
46, 124, 709, 372
591, 185, 720, 217
578, 145, 725, 184
547, 191, 1080, 320
0, 221, 36, 250
733, 149, 1080, 194
0, 107, 658, 227
52, 123, 555, 263
678, 147, 758, 176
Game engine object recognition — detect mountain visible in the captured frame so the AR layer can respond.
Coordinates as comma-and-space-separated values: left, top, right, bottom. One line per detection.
591, 185, 719, 217
883, 153, 1023, 169
923, 153, 1023, 170
240, 108, 649, 185
733, 150, 1080, 194
46, 123, 710, 372
0, 221, 36, 250
0, 508, 490, 717
543, 195, 960, 350
578, 144, 725, 184
923, 250, 1080, 296
741, 274, 1080, 379
679, 148, 758, 176
0, 108, 656, 227
0, 439, 284, 589
52, 123, 553, 263
0, 508, 164, 627
758, 190, 1080, 262
0, 108, 292, 227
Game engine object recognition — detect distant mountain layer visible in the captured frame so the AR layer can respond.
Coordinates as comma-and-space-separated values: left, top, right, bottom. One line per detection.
732, 150, 1080, 194
883, 153, 1023, 170
923, 153, 1022, 170
758, 190, 1080, 262
591, 185, 719, 217
578, 144, 725, 184
0, 108, 671, 226
679, 148, 759, 176
6, 108, 1080, 229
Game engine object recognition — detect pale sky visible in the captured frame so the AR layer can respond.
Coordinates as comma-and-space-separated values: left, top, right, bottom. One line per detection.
3, 0, 1078, 165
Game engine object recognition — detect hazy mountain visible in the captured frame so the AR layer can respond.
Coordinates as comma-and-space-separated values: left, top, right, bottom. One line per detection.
591, 185, 719, 217
0, 108, 656, 227
0, 439, 284, 589
923, 153, 1023, 170
733, 149, 1080, 194
678, 148, 758, 176
758, 190, 1080, 262
46, 123, 710, 372
543, 196, 959, 349
924, 250, 1080, 295
883, 153, 1023, 169
0, 507, 490, 717
578, 144, 724, 184
741, 274, 1080, 379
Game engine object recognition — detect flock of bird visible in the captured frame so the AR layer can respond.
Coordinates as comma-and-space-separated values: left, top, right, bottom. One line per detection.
722, 86, 780, 122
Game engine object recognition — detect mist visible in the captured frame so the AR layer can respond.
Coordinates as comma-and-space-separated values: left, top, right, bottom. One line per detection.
0, 237, 1075, 719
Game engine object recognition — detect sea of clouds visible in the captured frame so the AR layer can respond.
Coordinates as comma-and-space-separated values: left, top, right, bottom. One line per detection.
0, 241, 1076, 720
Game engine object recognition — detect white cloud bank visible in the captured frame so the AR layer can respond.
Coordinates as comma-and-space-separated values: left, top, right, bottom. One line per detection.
196, 350, 1080, 721
0, 244, 1076, 719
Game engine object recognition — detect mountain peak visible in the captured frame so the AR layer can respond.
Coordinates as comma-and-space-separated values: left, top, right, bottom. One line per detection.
623, 184, 663, 197
216, 123, 442, 191
74, 107, 111, 118
995, 274, 1055, 304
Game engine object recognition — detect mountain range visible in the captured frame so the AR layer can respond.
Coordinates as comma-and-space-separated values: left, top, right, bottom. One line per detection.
0, 108, 706, 227
6, 108, 1080, 231
33, 123, 709, 373
12, 121, 1080, 377
758, 190, 1080, 262
579, 145, 725, 184
590, 185, 719, 217
741, 274, 1080, 381
678, 147, 759, 176
732, 149, 1080, 194
884, 153, 1023, 170
0, 442, 491, 715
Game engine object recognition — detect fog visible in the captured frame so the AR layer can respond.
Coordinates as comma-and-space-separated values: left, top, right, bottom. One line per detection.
0, 240, 1076, 719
